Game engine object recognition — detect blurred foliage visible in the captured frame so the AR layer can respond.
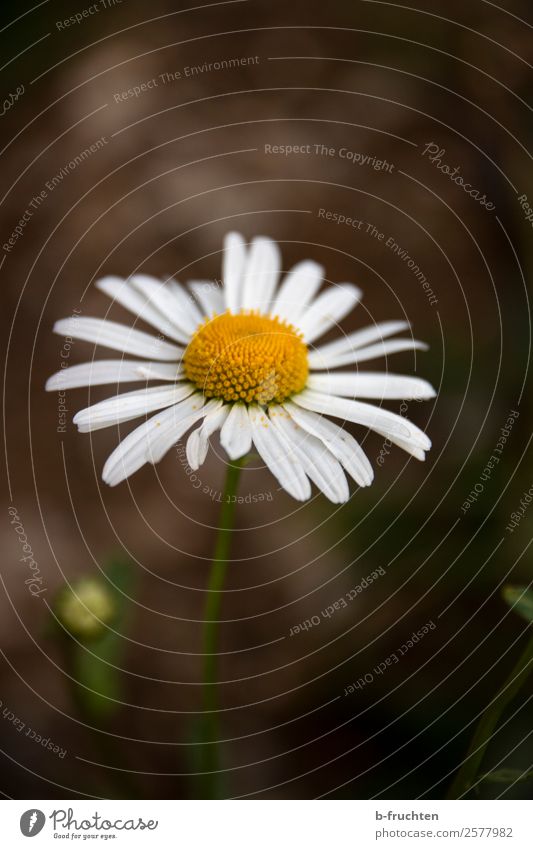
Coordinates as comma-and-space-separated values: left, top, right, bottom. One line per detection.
55, 557, 136, 723
502, 586, 533, 625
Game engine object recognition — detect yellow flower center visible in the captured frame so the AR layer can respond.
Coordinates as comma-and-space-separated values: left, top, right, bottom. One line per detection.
183, 311, 309, 404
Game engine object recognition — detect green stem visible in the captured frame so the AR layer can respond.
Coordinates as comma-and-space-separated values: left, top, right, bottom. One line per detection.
199, 458, 243, 798
448, 632, 533, 798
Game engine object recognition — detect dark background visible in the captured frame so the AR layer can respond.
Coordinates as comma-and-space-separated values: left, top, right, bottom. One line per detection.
1, 0, 532, 799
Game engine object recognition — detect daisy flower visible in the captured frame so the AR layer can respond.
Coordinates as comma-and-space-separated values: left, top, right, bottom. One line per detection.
46, 233, 435, 502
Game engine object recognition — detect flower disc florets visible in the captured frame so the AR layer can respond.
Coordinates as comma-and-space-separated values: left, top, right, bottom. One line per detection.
183, 310, 309, 404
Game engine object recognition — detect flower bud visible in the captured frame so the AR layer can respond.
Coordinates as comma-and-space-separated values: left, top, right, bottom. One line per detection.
55, 578, 116, 640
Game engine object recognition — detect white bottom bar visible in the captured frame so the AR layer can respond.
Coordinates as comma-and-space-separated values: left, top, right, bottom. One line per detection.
2, 800, 531, 848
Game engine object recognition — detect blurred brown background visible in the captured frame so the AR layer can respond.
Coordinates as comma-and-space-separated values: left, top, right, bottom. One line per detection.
1, 0, 532, 799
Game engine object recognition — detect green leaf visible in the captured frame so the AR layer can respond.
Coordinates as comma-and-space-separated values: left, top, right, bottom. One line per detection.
502, 585, 533, 624
481, 768, 533, 784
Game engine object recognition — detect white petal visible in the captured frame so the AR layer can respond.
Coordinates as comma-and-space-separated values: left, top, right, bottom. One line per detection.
102, 395, 205, 486
96, 276, 187, 344
186, 401, 228, 470
167, 279, 205, 331
309, 338, 428, 370
149, 403, 206, 464
223, 231, 247, 313
307, 372, 436, 400
295, 389, 406, 436
294, 389, 431, 450
188, 280, 225, 318
372, 427, 427, 461
53, 317, 182, 361
219, 402, 252, 460
136, 362, 185, 381
283, 402, 373, 487
184, 430, 202, 472
248, 406, 311, 501
271, 260, 323, 322
45, 359, 183, 391
73, 384, 194, 433
269, 407, 349, 503
297, 284, 362, 343
308, 320, 409, 366
130, 274, 201, 338
241, 237, 281, 313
